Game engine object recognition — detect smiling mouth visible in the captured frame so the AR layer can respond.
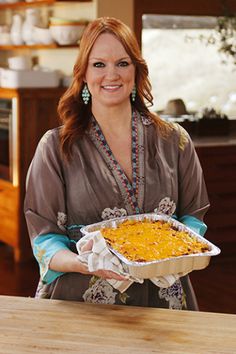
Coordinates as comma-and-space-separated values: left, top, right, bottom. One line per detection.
102, 85, 122, 90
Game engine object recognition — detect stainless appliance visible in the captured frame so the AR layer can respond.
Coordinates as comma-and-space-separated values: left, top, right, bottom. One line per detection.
0, 98, 18, 185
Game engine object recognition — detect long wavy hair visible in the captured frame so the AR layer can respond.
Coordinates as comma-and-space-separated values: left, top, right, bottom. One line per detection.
58, 16, 169, 159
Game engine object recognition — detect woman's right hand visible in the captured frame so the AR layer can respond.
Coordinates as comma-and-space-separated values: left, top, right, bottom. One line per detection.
80, 239, 127, 281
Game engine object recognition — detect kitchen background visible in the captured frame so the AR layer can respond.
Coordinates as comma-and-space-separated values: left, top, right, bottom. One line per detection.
0, 0, 133, 76
142, 15, 236, 118
0, 0, 235, 315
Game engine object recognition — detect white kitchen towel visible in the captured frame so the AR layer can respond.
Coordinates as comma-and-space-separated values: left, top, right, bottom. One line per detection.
76, 231, 181, 293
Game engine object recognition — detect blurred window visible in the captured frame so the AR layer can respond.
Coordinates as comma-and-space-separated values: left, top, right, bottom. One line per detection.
142, 15, 236, 118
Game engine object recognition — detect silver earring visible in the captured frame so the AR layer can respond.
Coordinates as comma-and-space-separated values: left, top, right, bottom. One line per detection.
131, 85, 136, 102
82, 83, 90, 104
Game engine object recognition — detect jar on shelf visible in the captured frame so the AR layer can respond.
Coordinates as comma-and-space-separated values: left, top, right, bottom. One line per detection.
22, 8, 41, 45
10, 14, 24, 45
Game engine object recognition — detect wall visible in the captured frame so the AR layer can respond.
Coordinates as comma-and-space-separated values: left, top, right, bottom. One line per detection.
96, 0, 134, 29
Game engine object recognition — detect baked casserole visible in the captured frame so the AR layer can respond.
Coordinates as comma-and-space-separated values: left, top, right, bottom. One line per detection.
101, 219, 210, 262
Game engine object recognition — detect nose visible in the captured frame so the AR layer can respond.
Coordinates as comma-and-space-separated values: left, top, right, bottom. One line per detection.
105, 64, 119, 80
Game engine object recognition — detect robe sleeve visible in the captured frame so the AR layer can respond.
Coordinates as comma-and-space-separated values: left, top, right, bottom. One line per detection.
178, 215, 207, 236
176, 125, 210, 227
33, 233, 71, 284
24, 129, 70, 282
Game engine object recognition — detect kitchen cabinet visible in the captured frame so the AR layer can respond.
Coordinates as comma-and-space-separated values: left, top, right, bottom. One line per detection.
0, 87, 65, 262
195, 141, 236, 252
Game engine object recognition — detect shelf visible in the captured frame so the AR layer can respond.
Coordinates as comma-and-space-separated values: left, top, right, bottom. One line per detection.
0, 1, 54, 9
0, 1, 88, 49
0, 43, 79, 49
0, 0, 91, 10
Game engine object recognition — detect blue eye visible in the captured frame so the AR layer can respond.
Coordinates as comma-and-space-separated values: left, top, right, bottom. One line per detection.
93, 62, 105, 67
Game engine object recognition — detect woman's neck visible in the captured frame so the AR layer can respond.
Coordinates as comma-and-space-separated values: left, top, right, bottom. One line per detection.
91, 103, 132, 137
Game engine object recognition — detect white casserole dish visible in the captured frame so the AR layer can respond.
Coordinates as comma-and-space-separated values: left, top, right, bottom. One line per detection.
0, 68, 60, 88
80, 213, 221, 278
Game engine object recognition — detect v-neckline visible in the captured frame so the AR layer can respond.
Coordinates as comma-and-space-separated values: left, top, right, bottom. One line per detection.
87, 110, 145, 214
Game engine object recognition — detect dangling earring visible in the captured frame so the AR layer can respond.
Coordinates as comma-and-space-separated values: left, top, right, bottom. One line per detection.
81, 83, 90, 105
131, 85, 136, 102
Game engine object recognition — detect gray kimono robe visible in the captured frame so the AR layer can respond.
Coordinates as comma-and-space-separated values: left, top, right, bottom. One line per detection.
24, 111, 209, 309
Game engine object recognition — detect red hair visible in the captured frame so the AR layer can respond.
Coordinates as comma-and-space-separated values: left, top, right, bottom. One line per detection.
58, 17, 169, 159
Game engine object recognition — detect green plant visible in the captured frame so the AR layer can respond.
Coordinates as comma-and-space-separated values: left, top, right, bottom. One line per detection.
201, 107, 228, 120
215, 16, 236, 65
195, 16, 236, 65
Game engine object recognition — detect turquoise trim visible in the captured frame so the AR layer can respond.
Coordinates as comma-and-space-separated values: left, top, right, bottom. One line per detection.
43, 268, 65, 285
66, 224, 85, 230
179, 215, 207, 236
33, 233, 71, 284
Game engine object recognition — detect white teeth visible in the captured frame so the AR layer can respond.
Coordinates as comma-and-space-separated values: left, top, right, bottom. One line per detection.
103, 85, 120, 89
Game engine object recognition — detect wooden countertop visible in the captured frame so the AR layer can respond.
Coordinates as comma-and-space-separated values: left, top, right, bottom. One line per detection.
0, 295, 236, 354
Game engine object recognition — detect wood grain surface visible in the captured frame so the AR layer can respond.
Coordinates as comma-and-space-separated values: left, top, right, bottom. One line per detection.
0, 295, 236, 353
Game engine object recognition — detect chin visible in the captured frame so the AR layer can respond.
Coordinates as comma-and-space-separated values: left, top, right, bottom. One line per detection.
103, 97, 130, 107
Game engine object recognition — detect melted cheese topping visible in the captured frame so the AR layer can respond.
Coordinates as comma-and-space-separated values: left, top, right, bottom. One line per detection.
101, 219, 209, 262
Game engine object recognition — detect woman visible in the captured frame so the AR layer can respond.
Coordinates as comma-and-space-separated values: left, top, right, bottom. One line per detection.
24, 17, 209, 309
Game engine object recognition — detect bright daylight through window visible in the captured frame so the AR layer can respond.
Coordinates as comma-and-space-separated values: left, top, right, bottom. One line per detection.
142, 15, 236, 119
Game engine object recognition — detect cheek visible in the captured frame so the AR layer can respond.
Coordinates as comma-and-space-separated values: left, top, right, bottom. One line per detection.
86, 72, 102, 86
125, 68, 135, 83
126, 73, 135, 87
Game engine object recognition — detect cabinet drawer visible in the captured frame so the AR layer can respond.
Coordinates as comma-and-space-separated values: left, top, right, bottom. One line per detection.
208, 192, 236, 212
198, 151, 236, 182
206, 180, 236, 195
206, 211, 236, 228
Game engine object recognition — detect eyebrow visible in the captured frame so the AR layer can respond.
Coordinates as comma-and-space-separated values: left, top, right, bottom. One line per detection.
88, 56, 131, 61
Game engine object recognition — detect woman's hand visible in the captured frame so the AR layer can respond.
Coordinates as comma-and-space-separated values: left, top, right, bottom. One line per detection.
80, 239, 93, 252
80, 239, 126, 280
91, 269, 127, 280
50, 240, 127, 281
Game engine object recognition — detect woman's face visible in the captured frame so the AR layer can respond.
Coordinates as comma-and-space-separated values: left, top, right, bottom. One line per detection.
84, 32, 135, 109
